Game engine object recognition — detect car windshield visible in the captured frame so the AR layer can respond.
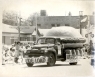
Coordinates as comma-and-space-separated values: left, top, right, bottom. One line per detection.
37, 38, 55, 44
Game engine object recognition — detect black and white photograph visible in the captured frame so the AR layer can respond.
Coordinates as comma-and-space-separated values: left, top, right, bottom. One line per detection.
0, 0, 95, 77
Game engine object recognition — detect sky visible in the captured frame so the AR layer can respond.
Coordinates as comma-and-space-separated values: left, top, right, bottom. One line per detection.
1, 0, 95, 19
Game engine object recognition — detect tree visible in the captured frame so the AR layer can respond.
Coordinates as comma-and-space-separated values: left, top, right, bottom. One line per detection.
27, 13, 40, 26
2, 11, 40, 26
2, 10, 18, 26
26, 15, 35, 26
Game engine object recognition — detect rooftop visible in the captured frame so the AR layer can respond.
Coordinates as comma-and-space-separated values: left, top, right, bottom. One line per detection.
2, 23, 36, 34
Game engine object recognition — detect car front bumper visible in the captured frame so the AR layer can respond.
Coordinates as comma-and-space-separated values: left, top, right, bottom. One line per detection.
25, 56, 48, 64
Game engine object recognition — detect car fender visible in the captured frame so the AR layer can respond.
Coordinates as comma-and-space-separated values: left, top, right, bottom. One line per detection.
46, 47, 57, 60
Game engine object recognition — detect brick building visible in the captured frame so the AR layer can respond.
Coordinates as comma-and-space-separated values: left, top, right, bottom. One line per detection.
32, 15, 88, 29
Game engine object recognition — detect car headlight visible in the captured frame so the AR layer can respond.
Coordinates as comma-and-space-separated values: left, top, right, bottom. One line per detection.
41, 51, 44, 53
41, 48, 48, 53
44, 48, 48, 53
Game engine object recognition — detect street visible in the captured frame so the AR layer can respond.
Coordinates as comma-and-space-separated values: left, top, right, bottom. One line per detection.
1, 0, 95, 77
0, 58, 95, 77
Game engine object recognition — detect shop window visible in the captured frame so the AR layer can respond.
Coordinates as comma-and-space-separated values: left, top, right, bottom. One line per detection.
51, 24, 55, 27
65, 24, 70, 26
20, 37, 24, 41
33, 35, 36, 41
11, 39, 14, 44
27, 37, 30, 41
57, 24, 60, 27
2, 36, 5, 44
37, 24, 41, 28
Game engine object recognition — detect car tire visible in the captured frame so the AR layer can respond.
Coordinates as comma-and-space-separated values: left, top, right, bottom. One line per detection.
69, 62, 77, 65
26, 63, 34, 67
47, 53, 56, 66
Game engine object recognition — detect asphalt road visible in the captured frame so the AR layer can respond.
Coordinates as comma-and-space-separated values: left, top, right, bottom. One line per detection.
0, 58, 95, 77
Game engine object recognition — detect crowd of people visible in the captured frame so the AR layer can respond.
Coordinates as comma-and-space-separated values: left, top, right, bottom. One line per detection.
2, 41, 92, 65
81, 44, 91, 59
2, 41, 33, 65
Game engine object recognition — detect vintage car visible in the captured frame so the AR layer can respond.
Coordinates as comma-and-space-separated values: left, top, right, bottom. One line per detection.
24, 26, 86, 67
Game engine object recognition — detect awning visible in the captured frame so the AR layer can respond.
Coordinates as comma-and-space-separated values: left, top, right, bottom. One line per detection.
2, 33, 18, 36
2, 33, 31, 37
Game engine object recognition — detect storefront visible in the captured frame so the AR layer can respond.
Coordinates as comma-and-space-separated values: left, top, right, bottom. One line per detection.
2, 24, 40, 45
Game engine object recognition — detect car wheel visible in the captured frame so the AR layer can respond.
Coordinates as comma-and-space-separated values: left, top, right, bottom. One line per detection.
69, 62, 77, 65
47, 53, 56, 66
26, 63, 34, 67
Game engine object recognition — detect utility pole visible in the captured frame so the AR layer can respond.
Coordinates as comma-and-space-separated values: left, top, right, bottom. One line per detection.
79, 16, 82, 35
18, 17, 22, 41
79, 11, 83, 35
87, 15, 90, 44
68, 11, 71, 26
35, 13, 38, 43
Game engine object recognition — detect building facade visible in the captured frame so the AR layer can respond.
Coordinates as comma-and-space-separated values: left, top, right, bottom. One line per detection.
32, 15, 88, 29
2, 13, 94, 45
2, 24, 40, 45
32, 14, 94, 44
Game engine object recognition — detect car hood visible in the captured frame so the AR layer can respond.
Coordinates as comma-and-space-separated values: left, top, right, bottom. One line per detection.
32, 44, 54, 49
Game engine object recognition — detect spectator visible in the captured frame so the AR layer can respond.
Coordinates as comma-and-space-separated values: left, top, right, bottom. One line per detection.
83, 44, 87, 59
14, 41, 20, 63
18, 43, 24, 64
2, 45, 9, 65
9, 44, 16, 64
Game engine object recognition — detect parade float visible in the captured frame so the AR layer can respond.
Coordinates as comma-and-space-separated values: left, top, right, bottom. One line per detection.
24, 26, 86, 67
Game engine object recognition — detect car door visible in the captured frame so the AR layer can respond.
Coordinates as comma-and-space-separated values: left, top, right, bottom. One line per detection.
55, 39, 62, 56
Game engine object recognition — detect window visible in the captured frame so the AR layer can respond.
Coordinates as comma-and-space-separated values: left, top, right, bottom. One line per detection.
20, 37, 25, 41
37, 38, 45, 44
37, 24, 41, 28
11, 39, 14, 44
65, 24, 70, 26
46, 38, 55, 44
57, 24, 60, 27
37, 38, 55, 44
27, 37, 30, 41
51, 24, 55, 27
56, 19, 58, 21
2, 36, 5, 44
33, 35, 36, 41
